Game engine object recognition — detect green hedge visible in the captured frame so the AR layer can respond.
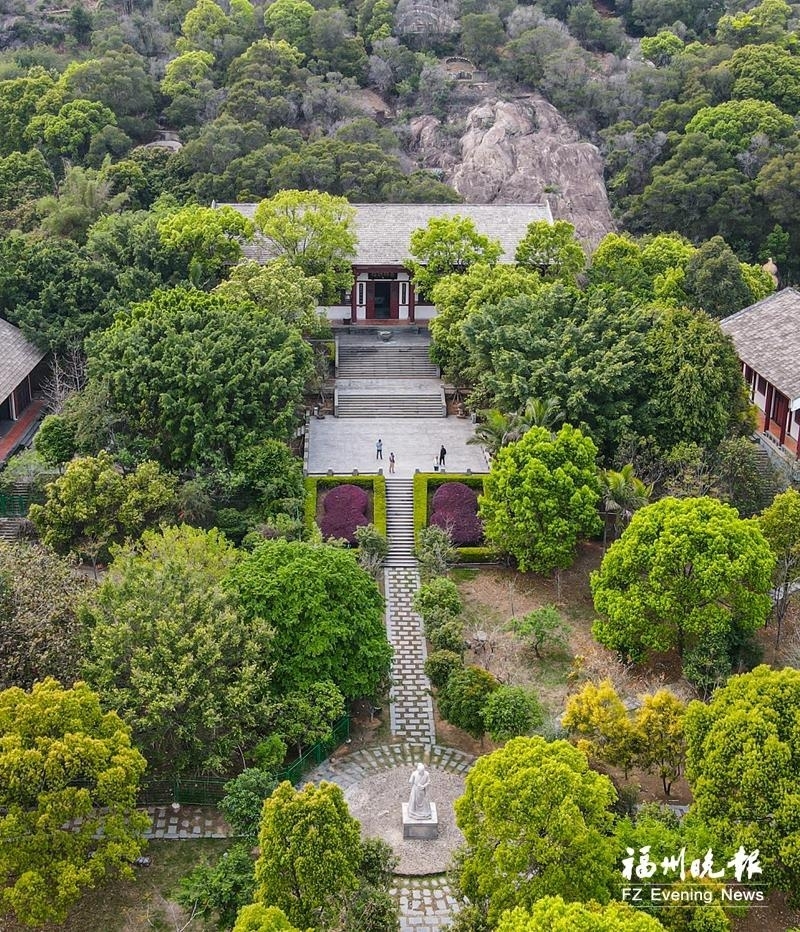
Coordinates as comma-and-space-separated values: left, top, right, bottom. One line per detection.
304, 474, 387, 539
412, 472, 497, 563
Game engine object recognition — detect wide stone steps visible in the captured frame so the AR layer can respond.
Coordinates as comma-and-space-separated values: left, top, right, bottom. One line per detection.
336, 393, 445, 418
338, 346, 439, 380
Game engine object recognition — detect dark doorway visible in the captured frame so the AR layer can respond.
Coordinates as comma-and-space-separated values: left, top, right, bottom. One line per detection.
374, 282, 391, 319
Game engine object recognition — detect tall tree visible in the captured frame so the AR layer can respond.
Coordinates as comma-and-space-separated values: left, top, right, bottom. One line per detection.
684, 665, 800, 903
515, 219, 586, 284
479, 424, 602, 575
600, 463, 650, 546
0, 542, 90, 690
226, 540, 391, 698
157, 204, 254, 286
29, 453, 177, 569
82, 525, 275, 775
497, 899, 666, 932
454, 737, 618, 926
253, 190, 356, 303
86, 288, 313, 469
254, 781, 363, 929
758, 488, 800, 644
0, 679, 148, 926
591, 497, 774, 666
408, 216, 503, 297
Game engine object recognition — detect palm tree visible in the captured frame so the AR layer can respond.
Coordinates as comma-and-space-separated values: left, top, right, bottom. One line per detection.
601, 464, 651, 548
512, 397, 562, 435
467, 409, 513, 456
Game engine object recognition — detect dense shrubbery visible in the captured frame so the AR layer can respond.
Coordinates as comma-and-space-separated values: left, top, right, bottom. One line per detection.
319, 483, 369, 544
429, 481, 484, 546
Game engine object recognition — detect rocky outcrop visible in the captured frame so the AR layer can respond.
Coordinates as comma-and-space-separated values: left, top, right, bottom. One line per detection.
409, 96, 615, 250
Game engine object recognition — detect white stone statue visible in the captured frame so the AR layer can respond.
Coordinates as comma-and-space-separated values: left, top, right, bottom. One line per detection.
408, 763, 432, 820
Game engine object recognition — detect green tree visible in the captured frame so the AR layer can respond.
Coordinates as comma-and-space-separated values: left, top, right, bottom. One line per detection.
227, 540, 390, 698
562, 680, 642, 778
460, 12, 506, 65
254, 781, 362, 929
0, 542, 90, 690
275, 680, 345, 755
0, 149, 53, 214
479, 424, 602, 575
507, 605, 568, 658
25, 98, 118, 159
482, 686, 544, 742
34, 414, 76, 466
0, 68, 57, 157
412, 577, 463, 626
438, 665, 499, 740
454, 737, 617, 926
0, 679, 148, 926
264, 0, 315, 52
214, 258, 324, 334
515, 220, 586, 284
86, 288, 313, 469
600, 464, 650, 546
221, 769, 279, 841
683, 236, 753, 319
81, 526, 275, 774
684, 99, 794, 153
497, 899, 666, 932
591, 497, 774, 663
684, 665, 800, 902
29, 453, 177, 569
636, 690, 686, 796
640, 30, 684, 66
179, 843, 257, 929
157, 204, 253, 286
35, 166, 128, 243
234, 905, 305, 932
408, 216, 503, 297
253, 190, 356, 303
758, 488, 800, 643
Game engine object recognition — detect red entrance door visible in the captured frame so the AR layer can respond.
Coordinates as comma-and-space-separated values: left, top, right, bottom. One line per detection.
366, 282, 399, 320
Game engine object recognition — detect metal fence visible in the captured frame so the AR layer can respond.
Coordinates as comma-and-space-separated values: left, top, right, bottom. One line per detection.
137, 715, 351, 807
0, 492, 30, 517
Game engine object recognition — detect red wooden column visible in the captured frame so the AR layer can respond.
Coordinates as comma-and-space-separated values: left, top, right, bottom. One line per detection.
350, 282, 357, 323
779, 396, 788, 446
408, 281, 415, 322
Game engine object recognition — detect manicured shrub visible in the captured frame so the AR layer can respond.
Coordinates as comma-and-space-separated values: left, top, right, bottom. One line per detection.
413, 577, 463, 621
430, 508, 484, 546
424, 650, 464, 689
320, 507, 368, 544
483, 686, 544, 742
438, 664, 500, 739
324, 484, 369, 514
429, 617, 466, 653
432, 482, 479, 512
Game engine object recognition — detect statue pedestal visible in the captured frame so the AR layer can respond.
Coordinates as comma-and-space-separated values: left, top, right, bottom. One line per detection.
402, 803, 439, 839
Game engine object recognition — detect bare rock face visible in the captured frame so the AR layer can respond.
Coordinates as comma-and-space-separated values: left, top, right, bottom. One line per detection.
410, 97, 615, 250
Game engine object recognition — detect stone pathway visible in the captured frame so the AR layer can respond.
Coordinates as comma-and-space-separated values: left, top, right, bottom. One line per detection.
385, 566, 436, 746
393, 876, 459, 932
145, 805, 231, 840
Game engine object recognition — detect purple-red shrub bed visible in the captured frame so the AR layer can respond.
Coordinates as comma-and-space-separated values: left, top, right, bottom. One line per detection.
320, 507, 368, 544
430, 508, 484, 546
431, 482, 479, 513
324, 484, 369, 514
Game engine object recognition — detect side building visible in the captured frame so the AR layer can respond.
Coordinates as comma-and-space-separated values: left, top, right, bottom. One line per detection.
720, 287, 800, 459
220, 202, 553, 325
0, 319, 48, 464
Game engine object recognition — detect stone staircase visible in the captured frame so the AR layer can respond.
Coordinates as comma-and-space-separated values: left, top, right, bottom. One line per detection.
385, 478, 416, 567
337, 343, 439, 379
0, 520, 21, 543
335, 391, 446, 418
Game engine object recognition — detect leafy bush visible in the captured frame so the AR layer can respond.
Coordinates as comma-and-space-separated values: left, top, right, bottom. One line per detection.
424, 649, 464, 689
430, 508, 484, 546
438, 665, 500, 739
220, 768, 278, 841
432, 482, 479, 512
415, 524, 457, 579
355, 523, 389, 578
507, 605, 568, 658
251, 734, 287, 772
413, 577, 463, 621
429, 617, 467, 653
483, 686, 544, 742
320, 507, 368, 544
178, 843, 255, 929
324, 484, 369, 514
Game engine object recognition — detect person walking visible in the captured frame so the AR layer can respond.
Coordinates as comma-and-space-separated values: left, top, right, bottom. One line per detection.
389, 451, 396, 474
438, 444, 447, 468
376, 438, 383, 460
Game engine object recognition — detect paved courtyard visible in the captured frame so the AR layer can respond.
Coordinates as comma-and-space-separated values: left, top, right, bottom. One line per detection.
307, 415, 489, 477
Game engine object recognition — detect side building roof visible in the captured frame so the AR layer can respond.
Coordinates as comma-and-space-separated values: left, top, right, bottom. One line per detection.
0, 318, 46, 404
218, 202, 553, 267
720, 287, 800, 405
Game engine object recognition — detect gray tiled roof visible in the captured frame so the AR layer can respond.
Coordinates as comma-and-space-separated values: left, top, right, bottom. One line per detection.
720, 287, 800, 403
219, 202, 553, 266
0, 319, 46, 404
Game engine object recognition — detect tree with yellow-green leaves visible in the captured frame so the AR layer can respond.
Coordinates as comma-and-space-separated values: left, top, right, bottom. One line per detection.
497, 899, 667, 932
0, 679, 149, 927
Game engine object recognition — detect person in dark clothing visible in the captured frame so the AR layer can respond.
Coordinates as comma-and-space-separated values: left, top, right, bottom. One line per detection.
376, 438, 383, 460
438, 445, 446, 467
